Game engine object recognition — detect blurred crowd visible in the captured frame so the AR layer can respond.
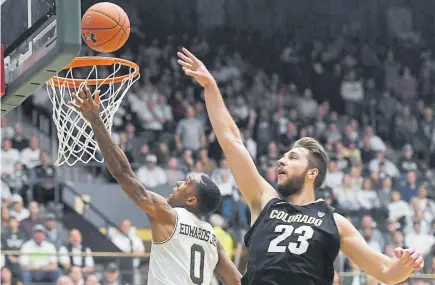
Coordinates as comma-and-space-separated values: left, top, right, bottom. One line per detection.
3, 8, 435, 285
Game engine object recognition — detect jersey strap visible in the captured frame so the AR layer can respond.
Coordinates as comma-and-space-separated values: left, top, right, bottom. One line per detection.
244, 198, 282, 247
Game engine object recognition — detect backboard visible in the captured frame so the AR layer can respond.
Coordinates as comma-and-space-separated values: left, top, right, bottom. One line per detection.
0, 0, 82, 117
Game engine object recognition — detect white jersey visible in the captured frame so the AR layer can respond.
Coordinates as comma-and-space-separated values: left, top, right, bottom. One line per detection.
148, 208, 219, 285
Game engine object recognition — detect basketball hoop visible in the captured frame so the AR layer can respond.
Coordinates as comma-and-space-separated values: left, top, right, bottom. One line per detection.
47, 56, 140, 166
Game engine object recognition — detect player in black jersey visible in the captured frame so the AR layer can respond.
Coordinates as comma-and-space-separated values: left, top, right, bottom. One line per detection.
178, 48, 424, 285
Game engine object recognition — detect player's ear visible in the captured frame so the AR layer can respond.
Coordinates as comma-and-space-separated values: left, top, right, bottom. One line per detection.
306, 168, 318, 182
185, 196, 198, 208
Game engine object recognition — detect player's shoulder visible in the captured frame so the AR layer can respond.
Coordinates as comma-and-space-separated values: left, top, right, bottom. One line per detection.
332, 212, 356, 238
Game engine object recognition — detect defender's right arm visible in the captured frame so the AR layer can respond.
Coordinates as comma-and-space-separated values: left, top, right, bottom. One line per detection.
178, 48, 278, 219
70, 88, 174, 224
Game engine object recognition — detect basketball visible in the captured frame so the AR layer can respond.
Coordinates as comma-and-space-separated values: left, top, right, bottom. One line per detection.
81, 2, 130, 53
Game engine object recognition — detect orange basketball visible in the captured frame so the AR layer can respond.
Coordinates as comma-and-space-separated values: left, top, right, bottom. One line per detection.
81, 2, 130, 53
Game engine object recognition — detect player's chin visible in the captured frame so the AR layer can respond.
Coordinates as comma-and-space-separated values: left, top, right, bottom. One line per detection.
277, 174, 289, 185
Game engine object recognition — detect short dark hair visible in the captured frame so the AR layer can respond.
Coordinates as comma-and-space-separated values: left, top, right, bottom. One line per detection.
195, 175, 222, 215
293, 137, 329, 190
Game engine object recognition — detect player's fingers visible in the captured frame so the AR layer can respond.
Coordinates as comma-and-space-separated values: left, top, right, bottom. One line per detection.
85, 87, 93, 101
69, 101, 81, 111
182, 48, 200, 63
413, 256, 424, 270
71, 92, 84, 104
183, 67, 201, 77
177, 52, 194, 64
95, 90, 101, 105
400, 249, 413, 264
78, 88, 87, 101
393, 248, 403, 258
177, 59, 192, 69
405, 251, 420, 266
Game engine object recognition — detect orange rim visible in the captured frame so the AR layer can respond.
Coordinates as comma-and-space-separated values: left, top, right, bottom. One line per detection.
48, 57, 140, 88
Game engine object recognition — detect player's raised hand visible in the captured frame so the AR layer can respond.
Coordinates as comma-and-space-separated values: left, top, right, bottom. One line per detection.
394, 247, 424, 271
177, 48, 215, 87
69, 86, 101, 122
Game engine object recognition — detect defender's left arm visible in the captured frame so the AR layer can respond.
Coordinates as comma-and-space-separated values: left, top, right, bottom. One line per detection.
335, 213, 423, 285
214, 240, 242, 285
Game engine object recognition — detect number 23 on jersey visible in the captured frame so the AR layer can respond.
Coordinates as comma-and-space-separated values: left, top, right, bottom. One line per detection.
268, 225, 314, 255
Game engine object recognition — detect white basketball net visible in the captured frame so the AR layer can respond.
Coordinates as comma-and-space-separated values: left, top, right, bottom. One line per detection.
47, 60, 140, 166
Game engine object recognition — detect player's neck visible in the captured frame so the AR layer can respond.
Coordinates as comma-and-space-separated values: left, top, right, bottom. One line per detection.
285, 186, 316, 206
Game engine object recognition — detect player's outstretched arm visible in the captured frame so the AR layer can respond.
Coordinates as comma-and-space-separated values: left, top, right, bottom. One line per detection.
70, 87, 174, 223
178, 48, 278, 217
214, 240, 242, 285
335, 214, 423, 285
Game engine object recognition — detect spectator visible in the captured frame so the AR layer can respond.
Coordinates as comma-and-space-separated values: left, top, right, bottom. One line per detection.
1, 216, 27, 278
400, 171, 419, 203
333, 174, 358, 211
110, 219, 145, 270
20, 201, 43, 237
11, 124, 29, 151
414, 184, 435, 223
340, 70, 364, 118
1, 139, 21, 178
69, 266, 85, 285
85, 275, 100, 285
242, 129, 257, 159
136, 154, 167, 188
388, 191, 413, 226
20, 136, 41, 169
360, 216, 385, 251
384, 50, 400, 91
58, 229, 94, 274
175, 106, 205, 151
33, 151, 57, 203
397, 144, 418, 174
378, 176, 393, 207
395, 67, 417, 108
178, 148, 195, 174
164, 158, 185, 185
58, 275, 74, 285
1, 180, 12, 203
44, 213, 68, 249
1, 206, 11, 230
9, 194, 29, 221
364, 126, 386, 153
1, 117, 14, 139
357, 178, 380, 210
101, 263, 119, 285
362, 227, 382, 252
198, 148, 217, 176
212, 168, 236, 221
405, 220, 435, 258
209, 214, 234, 259
297, 88, 318, 121
325, 159, 344, 189
6, 162, 29, 197
368, 151, 399, 178
135, 144, 151, 165
155, 142, 170, 167
395, 106, 419, 146
187, 161, 208, 179
392, 230, 406, 250
20, 225, 58, 284
137, 94, 172, 134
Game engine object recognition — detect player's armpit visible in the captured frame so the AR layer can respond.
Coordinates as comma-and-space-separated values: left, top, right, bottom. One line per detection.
335, 213, 412, 285
117, 174, 175, 224
214, 240, 242, 285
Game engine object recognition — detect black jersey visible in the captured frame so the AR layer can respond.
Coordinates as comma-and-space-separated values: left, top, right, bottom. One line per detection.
242, 198, 340, 285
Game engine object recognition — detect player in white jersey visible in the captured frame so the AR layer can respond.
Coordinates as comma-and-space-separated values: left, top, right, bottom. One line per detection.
70, 87, 242, 285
